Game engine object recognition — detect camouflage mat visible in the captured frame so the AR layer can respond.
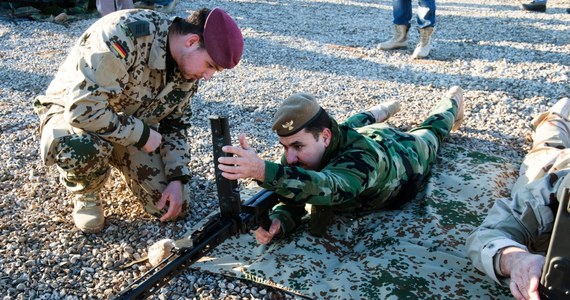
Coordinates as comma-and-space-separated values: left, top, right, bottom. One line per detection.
191, 144, 518, 299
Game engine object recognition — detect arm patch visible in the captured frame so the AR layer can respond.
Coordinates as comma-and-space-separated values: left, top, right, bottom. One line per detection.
126, 21, 151, 38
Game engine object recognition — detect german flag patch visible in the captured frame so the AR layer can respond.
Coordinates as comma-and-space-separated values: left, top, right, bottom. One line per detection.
111, 41, 127, 59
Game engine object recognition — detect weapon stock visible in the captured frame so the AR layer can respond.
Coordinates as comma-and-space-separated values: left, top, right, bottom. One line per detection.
112, 116, 279, 299
539, 188, 570, 299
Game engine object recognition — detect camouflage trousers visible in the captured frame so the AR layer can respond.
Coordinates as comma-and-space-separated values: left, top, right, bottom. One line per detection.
39, 114, 190, 218
347, 92, 458, 189
511, 103, 570, 199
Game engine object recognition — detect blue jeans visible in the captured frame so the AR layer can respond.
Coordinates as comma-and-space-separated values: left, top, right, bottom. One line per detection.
140, 0, 172, 5
392, 0, 436, 28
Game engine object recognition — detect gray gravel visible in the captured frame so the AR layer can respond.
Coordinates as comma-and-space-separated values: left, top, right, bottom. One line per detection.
0, 0, 569, 299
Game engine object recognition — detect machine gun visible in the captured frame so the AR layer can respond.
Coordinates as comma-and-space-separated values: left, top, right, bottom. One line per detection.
112, 116, 279, 299
539, 188, 570, 299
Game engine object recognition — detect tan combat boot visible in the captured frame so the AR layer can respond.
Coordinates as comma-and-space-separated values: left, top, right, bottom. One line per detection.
445, 86, 465, 131
367, 101, 401, 123
412, 27, 435, 59
73, 192, 104, 233
379, 25, 410, 50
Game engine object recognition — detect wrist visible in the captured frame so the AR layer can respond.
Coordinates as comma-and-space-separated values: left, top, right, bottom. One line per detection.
499, 246, 527, 277
256, 158, 266, 182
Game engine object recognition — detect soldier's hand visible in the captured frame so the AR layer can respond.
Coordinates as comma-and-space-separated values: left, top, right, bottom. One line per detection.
158, 180, 184, 222
254, 219, 281, 245
500, 248, 544, 300
143, 129, 162, 153
219, 133, 266, 181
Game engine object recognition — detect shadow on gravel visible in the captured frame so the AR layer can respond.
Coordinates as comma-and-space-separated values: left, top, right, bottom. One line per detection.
243, 36, 568, 99
0, 68, 53, 94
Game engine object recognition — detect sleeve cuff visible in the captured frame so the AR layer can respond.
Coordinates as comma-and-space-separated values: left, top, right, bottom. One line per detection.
133, 124, 150, 148
168, 175, 190, 184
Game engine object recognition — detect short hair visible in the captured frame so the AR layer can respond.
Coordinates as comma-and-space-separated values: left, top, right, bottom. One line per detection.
169, 8, 210, 48
304, 109, 332, 140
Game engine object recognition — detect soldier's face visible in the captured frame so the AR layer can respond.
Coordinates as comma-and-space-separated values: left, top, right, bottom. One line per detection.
178, 46, 221, 81
279, 128, 331, 170
173, 35, 222, 81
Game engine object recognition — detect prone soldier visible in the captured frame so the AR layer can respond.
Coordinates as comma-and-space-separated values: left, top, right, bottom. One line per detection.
33, 7, 244, 233
217, 87, 465, 243
466, 98, 570, 300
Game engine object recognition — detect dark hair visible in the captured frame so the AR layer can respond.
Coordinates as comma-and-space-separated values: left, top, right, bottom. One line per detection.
169, 8, 211, 48
304, 109, 332, 140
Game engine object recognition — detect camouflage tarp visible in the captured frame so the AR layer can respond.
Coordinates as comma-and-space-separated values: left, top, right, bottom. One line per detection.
191, 144, 517, 299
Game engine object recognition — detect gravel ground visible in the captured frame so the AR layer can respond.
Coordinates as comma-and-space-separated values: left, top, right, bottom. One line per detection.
0, 0, 568, 299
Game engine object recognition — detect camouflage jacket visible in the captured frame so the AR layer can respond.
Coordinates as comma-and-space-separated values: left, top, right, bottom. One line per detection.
262, 114, 420, 235
34, 10, 198, 182
465, 169, 570, 284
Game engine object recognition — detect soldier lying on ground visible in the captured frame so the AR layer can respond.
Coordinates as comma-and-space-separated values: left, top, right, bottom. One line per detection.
466, 98, 570, 300
218, 87, 465, 243
33, 7, 244, 233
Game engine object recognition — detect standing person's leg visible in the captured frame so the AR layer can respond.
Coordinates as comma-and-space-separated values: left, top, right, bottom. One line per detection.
412, 0, 436, 58
511, 98, 570, 192
379, 0, 412, 50
110, 144, 190, 220
416, 0, 436, 28
118, 0, 134, 9
96, 0, 117, 16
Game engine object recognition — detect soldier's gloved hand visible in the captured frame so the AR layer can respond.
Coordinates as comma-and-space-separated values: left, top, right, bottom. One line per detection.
143, 129, 162, 153
158, 180, 183, 222
501, 248, 544, 300
254, 219, 281, 244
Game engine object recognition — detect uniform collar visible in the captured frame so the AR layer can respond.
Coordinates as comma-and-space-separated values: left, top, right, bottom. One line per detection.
148, 17, 176, 70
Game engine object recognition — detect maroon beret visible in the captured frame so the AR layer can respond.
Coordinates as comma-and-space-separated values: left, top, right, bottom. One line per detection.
203, 8, 244, 69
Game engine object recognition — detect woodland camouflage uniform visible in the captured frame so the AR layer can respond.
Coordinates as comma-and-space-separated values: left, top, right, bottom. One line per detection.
264, 92, 462, 236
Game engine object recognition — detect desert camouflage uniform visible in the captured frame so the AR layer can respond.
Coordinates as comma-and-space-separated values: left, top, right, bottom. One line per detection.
466, 107, 570, 284
33, 9, 197, 217
262, 94, 459, 235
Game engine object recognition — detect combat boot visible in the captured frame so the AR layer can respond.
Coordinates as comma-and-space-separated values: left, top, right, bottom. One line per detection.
521, 1, 546, 12
73, 192, 104, 233
367, 101, 401, 123
379, 25, 410, 50
412, 27, 435, 59
445, 86, 465, 131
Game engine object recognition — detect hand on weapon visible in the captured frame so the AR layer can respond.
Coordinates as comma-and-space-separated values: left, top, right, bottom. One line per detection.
254, 218, 282, 244
219, 133, 266, 182
143, 129, 162, 153
500, 246, 544, 300
112, 117, 281, 299
158, 180, 184, 222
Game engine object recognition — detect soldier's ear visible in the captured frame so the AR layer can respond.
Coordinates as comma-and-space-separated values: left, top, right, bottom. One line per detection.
321, 128, 332, 147
186, 34, 201, 48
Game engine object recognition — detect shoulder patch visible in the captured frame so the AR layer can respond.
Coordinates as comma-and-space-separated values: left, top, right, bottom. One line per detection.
126, 21, 151, 38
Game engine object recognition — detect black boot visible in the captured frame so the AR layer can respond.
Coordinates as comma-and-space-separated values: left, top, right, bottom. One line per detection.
521, 1, 547, 12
